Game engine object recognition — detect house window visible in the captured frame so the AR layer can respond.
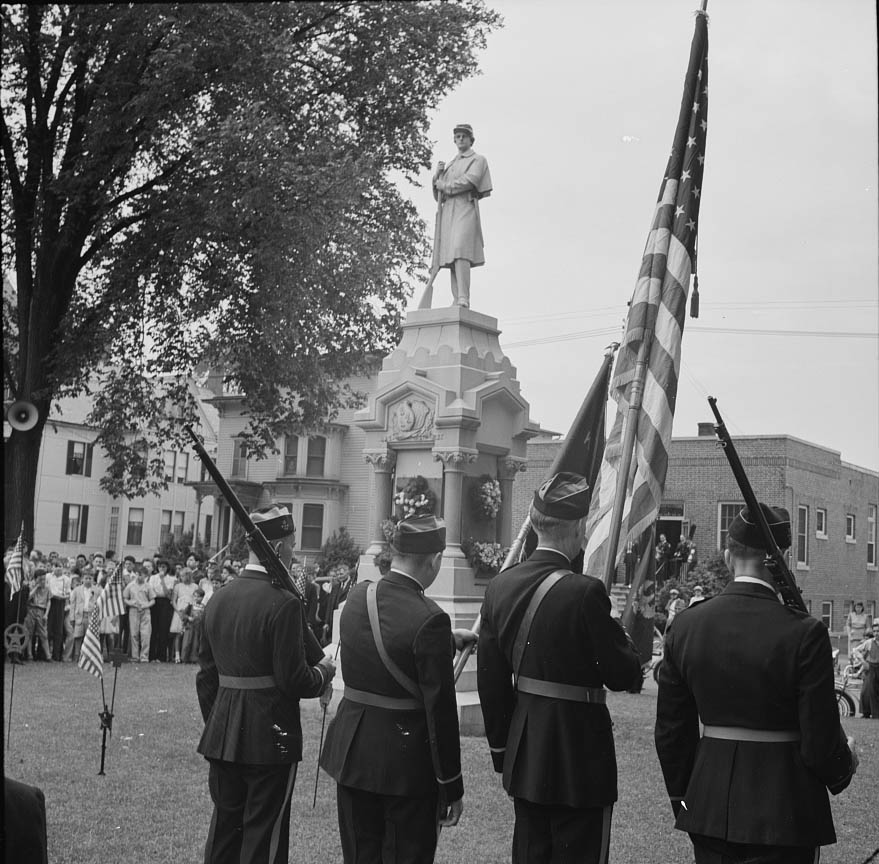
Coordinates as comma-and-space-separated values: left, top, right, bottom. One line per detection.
845, 514, 856, 542
108, 505, 120, 553
231, 440, 247, 478
717, 502, 746, 550
204, 514, 213, 547
172, 511, 185, 539
796, 506, 808, 567
66, 441, 94, 476
126, 508, 145, 546
815, 508, 827, 538
868, 504, 877, 567
164, 450, 176, 483
284, 435, 299, 475
820, 601, 832, 630
301, 503, 324, 550
306, 436, 326, 477
160, 510, 173, 545
60, 503, 89, 543
176, 452, 189, 484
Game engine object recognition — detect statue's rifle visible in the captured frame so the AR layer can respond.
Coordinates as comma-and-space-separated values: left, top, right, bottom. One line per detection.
184, 426, 325, 666
708, 397, 807, 613
417, 162, 446, 310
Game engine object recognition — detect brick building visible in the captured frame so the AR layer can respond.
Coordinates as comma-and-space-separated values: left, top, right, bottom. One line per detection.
512, 424, 879, 635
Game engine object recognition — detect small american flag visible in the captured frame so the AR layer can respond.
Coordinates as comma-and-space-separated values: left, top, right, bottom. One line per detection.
584, 10, 709, 578
4, 526, 25, 596
78, 565, 125, 678
78, 602, 104, 678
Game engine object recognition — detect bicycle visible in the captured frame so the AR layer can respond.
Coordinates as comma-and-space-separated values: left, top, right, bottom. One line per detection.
833, 649, 859, 717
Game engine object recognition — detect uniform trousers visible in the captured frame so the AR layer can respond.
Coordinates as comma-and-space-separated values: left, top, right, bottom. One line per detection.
336, 784, 439, 864
690, 835, 819, 864
128, 608, 152, 662
204, 759, 298, 864
512, 799, 612, 864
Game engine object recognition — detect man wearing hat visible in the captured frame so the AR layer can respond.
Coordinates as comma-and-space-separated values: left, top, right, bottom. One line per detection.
477, 472, 642, 863
429, 123, 492, 309
655, 503, 859, 864
320, 514, 475, 862
197, 503, 336, 864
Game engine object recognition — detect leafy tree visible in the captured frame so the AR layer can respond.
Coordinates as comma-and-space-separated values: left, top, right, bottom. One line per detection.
1, 2, 502, 547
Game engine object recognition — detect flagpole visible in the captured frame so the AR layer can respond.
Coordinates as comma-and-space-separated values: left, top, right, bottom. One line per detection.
601, 333, 652, 591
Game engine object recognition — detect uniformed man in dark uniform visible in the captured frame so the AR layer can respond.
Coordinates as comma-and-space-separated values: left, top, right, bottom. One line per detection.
477, 472, 642, 864
196, 504, 336, 864
655, 503, 859, 864
320, 514, 474, 863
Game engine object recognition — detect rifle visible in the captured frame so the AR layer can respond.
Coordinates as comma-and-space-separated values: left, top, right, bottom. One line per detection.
185, 426, 326, 665
707, 398, 807, 613
417, 163, 445, 310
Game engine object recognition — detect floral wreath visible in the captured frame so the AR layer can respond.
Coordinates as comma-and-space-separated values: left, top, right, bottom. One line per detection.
470, 474, 502, 520
394, 475, 437, 519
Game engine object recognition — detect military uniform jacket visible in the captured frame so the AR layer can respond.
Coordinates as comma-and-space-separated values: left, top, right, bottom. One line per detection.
196, 567, 327, 765
320, 571, 464, 803
477, 549, 641, 808
655, 581, 855, 847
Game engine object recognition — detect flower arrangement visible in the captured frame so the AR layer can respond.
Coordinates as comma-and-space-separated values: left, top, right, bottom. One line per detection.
394, 475, 437, 518
470, 474, 502, 520
462, 537, 509, 576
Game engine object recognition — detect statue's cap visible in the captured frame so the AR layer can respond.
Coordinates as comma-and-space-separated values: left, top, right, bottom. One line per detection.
392, 515, 446, 555
532, 472, 590, 520
728, 504, 791, 550
251, 505, 295, 541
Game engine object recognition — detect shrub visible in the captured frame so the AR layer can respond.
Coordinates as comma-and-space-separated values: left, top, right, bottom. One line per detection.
316, 527, 362, 578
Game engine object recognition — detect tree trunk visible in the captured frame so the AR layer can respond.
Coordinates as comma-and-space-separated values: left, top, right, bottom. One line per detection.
3, 414, 47, 551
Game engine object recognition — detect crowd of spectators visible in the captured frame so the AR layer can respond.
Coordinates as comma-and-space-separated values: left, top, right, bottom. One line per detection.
4, 545, 358, 665
3, 547, 249, 666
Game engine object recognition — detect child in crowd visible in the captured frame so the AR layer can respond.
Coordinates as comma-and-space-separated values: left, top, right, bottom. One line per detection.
180, 587, 206, 663
23, 570, 52, 661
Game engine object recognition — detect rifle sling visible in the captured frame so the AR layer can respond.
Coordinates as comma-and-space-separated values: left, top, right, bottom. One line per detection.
511, 569, 568, 681
366, 581, 421, 701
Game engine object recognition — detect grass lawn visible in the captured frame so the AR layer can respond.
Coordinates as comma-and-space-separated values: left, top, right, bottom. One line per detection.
3, 660, 877, 863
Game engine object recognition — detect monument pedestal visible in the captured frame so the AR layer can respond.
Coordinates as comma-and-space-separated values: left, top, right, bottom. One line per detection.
349, 304, 538, 734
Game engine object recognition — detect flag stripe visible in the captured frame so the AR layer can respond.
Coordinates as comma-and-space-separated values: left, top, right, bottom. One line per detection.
584, 12, 708, 578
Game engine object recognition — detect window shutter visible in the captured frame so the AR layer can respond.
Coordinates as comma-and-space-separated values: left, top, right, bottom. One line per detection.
61, 504, 70, 541
80, 506, 90, 543
66, 441, 75, 475
85, 444, 94, 476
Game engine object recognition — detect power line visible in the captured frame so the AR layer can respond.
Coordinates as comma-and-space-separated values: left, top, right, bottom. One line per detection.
504, 325, 878, 349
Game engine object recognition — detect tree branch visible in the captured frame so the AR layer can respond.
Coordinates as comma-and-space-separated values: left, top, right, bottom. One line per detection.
103, 153, 190, 212
0, 111, 24, 205
78, 210, 150, 268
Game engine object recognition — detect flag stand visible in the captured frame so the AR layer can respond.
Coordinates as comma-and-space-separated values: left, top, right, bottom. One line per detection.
601, 334, 653, 591
97, 650, 126, 776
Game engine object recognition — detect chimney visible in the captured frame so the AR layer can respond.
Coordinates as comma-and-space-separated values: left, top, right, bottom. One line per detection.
697, 422, 715, 437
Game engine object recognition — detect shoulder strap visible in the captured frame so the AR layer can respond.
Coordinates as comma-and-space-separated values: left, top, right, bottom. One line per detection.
366, 581, 421, 700
511, 569, 568, 680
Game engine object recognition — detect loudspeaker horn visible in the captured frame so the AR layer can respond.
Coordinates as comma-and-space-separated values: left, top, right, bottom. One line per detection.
6, 400, 39, 432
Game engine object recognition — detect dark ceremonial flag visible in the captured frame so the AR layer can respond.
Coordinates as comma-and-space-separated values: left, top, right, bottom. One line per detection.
584, 9, 709, 578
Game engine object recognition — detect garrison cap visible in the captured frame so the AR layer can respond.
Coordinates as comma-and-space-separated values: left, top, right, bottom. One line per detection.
453, 123, 475, 140
728, 504, 791, 551
532, 472, 591, 520
251, 505, 295, 541
392, 514, 446, 555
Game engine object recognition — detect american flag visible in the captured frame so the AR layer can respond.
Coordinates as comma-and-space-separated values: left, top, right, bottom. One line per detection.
4, 525, 25, 596
583, 11, 709, 578
78, 564, 125, 678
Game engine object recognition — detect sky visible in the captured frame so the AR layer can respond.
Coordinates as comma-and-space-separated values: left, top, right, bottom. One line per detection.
401, 0, 879, 471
